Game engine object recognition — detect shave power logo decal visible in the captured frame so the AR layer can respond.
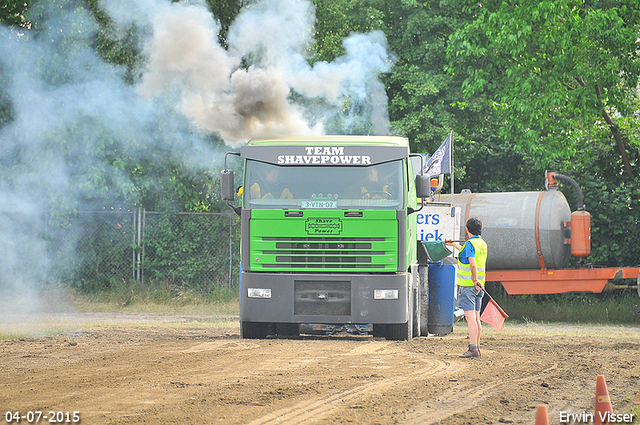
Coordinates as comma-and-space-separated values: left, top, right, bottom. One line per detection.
305, 218, 343, 235
277, 147, 371, 165
241, 144, 409, 166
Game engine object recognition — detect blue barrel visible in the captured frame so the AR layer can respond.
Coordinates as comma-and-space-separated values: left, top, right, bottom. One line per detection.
427, 263, 456, 335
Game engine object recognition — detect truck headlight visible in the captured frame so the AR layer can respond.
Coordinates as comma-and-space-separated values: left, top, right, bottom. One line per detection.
247, 288, 272, 299
374, 289, 399, 300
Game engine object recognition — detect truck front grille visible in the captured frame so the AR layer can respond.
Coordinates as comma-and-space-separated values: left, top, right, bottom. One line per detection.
294, 280, 350, 316
257, 237, 391, 270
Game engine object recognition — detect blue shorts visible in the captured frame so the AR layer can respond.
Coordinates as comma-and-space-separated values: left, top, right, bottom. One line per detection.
458, 285, 484, 311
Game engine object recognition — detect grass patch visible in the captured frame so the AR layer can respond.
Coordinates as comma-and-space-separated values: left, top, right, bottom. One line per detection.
0, 314, 240, 341
457, 320, 640, 339
69, 280, 239, 315
0, 281, 240, 339
3, 280, 639, 340
630, 405, 640, 425
491, 286, 640, 325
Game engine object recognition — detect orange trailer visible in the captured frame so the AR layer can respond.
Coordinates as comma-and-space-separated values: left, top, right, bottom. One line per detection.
486, 267, 640, 295
450, 172, 640, 296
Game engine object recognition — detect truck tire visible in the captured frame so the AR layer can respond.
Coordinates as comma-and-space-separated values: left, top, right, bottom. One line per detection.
372, 324, 386, 338
386, 278, 415, 341
419, 273, 429, 336
413, 285, 421, 338
241, 321, 269, 339
386, 320, 412, 341
275, 323, 300, 337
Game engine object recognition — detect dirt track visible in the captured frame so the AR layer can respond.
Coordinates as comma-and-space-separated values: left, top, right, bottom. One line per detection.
1, 315, 639, 425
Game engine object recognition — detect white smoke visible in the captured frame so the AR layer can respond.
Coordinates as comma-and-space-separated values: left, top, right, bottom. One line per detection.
0, 0, 394, 317
0, 1, 209, 315
103, 0, 395, 145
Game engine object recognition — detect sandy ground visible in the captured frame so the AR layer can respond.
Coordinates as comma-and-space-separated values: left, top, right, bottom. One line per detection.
1, 314, 639, 425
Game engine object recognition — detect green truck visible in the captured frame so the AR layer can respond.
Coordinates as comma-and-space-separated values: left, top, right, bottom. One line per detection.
221, 136, 433, 340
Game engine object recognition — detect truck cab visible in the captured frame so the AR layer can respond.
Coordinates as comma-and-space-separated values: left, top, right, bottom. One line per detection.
222, 136, 430, 339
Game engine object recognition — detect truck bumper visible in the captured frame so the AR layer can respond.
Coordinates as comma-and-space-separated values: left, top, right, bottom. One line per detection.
240, 272, 410, 324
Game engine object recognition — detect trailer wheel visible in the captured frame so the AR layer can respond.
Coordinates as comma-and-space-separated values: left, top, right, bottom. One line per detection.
240, 321, 269, 339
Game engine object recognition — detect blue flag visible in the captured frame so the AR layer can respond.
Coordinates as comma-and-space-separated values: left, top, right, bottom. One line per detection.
424, 133, 451, 176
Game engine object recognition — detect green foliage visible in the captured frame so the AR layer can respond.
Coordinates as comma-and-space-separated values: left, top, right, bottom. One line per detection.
444, 0, 640, 266
552, 122, 640, 266
1, 0, 639, 296
311, 1, 534, 193
314, 0, 472, 151
46, 211, 240, 296
208, 286, 237, 303
204, 0, 242, 48
1, 0, 30, 27
574, 176, 639, 267
0, 67, 13, 130
88, 7, 145, 85
0, 0, 234, 216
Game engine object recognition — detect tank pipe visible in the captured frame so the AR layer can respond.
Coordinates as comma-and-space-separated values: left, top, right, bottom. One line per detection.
552, 173, 585, 211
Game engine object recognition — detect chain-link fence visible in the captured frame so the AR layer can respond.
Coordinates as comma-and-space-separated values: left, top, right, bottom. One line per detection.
565, 181, 640, 269
46, 210, 136, 291
45, 209, 241, 293
142, 211, 241, 290
7, 203, 634, 295
589, 218, 640, 268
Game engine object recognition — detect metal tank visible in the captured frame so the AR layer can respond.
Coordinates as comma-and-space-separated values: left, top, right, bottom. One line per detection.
450, 190, 572, 270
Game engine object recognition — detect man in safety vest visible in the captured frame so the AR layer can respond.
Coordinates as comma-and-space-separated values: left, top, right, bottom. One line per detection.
445, 217, 488, 359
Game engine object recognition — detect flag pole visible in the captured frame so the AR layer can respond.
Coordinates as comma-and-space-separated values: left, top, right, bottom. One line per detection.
450, 131, 454, 206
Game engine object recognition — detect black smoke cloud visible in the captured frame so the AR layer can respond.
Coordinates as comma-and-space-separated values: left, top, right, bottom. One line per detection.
102, 0, 394, 144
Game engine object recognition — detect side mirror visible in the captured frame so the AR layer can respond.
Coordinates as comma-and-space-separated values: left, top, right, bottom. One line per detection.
415, 175, 431, 198
220, 169, 235, 201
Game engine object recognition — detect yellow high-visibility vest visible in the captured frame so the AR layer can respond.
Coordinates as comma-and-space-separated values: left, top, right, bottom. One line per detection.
456, 237, 488, 287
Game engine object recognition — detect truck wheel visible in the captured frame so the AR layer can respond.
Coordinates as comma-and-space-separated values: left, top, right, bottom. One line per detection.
275, 323, 300, 337
387, 278, 415, 341
386, 320, 412, 341
241, 321, 269, 339
419, 266, 429, 336
372, 324, 386, 338
412, 283, 420, 338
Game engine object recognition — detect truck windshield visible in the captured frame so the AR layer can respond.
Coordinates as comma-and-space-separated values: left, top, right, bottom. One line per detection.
245, 160, 404, 210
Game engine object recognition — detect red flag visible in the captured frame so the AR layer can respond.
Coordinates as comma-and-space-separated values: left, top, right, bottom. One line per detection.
480, 298, 508, 332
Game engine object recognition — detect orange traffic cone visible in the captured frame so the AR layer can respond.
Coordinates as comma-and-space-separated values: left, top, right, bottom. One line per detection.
594, 375, 613, 425
535, 404, 550, 425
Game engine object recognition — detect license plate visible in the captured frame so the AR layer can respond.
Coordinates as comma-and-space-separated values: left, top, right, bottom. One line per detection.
301, 200, 337, 209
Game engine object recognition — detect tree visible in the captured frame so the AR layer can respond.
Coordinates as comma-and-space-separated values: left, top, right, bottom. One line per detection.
448, 0, 640, 178
447, 0, 640, 266
311, 0, 541, 192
